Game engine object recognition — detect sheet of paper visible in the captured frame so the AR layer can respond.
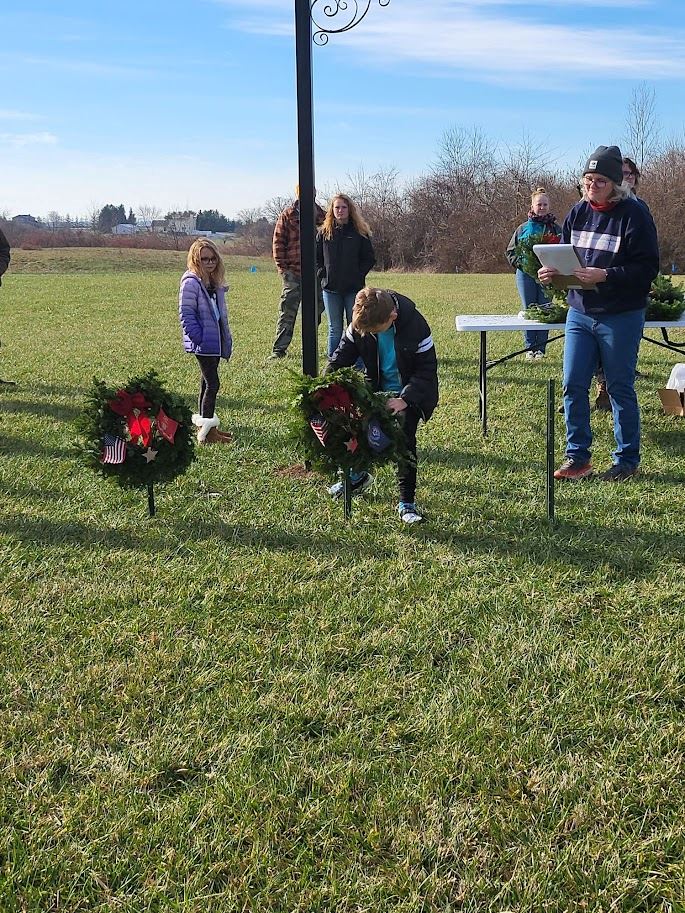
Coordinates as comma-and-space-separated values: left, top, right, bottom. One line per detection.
533, 243, 597, 290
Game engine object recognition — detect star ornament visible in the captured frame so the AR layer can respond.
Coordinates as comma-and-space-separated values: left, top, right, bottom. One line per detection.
345, 437, 359, 453
143, 447, 158, 463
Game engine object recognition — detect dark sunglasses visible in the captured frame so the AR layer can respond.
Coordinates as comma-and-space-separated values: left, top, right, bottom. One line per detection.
200, 255, 217, 263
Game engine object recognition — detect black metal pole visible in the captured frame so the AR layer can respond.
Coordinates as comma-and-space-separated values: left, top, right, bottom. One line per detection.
147, 482, 156, 518
294, 0, 318, 378
546, 378, 555, 525
343, 469, 352, 521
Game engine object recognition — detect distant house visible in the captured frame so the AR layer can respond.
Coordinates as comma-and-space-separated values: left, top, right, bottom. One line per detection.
12, 214, 42, 229
112, 223, 137, 235
165, 211, 197, 234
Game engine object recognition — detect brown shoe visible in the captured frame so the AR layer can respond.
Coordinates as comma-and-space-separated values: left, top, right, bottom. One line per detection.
200, 427, 232, 445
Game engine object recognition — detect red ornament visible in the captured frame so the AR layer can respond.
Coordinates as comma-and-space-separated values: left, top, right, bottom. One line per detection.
345, 437, 359, 453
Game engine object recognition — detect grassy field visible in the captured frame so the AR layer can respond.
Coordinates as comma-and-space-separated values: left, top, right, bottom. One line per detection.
1, 248, 685, 912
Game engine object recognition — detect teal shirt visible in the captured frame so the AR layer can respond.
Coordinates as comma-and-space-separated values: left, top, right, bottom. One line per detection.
377, 326, 401, 393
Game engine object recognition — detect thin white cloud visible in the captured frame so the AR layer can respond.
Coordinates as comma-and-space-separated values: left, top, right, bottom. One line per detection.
0, 52, 159, 80
0, 132, 57, 147
0, 109, 42, 121
216, 0, 684, 82
333, 4, 685, 82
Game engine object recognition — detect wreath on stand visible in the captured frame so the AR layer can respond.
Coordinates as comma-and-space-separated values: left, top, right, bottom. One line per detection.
291, 368, 410, 514
76, 370, 195, 515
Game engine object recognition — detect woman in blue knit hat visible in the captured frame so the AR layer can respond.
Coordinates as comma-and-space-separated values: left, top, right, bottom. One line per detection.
539, 145, 659, 482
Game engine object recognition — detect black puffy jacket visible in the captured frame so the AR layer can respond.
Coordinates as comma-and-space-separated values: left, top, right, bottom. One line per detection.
316, 222, 375, 294
0, 229, 9, 286
326, 292, 438, 420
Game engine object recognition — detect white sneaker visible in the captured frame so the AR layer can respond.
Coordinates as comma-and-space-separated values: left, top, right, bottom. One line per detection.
328, 472, 374, 499
399, 503, 424, 524
534, 350, 545, 360
525, 350, 536, 361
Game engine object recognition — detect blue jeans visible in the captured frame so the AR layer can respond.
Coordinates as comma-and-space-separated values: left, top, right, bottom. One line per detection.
515, 269, 550, 353
323, 289, 357, 357
563, 307, 645, 468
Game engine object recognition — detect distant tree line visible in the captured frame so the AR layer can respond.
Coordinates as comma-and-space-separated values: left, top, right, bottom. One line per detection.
3, 86, 683, 270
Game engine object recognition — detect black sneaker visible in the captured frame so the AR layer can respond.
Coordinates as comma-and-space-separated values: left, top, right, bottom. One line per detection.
267, 351, 286, 361
597, 464, 639, 482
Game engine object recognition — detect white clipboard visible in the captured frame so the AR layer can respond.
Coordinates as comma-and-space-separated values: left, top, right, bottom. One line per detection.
533, 243, 596, 291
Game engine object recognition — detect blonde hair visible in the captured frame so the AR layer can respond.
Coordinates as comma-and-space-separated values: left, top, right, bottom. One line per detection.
531, 186, 549, 204
187, 239, 225, 287
320, 193, 372, 241
352, 287, 395, 335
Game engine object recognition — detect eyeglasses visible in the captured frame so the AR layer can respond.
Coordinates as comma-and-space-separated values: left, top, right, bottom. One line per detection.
622, 170, 636, 178
200, 255, 217, 264
583, 177, 609, 188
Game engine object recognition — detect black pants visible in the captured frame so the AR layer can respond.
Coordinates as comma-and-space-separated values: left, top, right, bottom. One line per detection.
398, 407, 420, 503
196, 355, 221, 418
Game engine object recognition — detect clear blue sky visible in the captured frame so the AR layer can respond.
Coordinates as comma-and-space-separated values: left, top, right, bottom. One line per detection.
2, 0, 684, 220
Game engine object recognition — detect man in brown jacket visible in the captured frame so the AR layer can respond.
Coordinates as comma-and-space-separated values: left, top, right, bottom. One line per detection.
268, 189, 325, 359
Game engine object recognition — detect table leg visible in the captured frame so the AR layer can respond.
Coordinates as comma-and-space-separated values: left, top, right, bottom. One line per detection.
479, 331, 487, 435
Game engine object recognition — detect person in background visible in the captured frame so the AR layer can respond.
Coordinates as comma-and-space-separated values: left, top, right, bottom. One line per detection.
178, 239, 233, 445
0, 226, 11, 384
506, 187, 563, 360
325, 287, 438, 524
594, 155, 649, 411
539, 145, 659, 482
268, 187, 325, 360
0, 227, 9, 284
316, 193, 375, 357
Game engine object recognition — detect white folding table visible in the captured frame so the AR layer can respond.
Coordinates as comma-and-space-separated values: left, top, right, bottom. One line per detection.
455, 313, 685, 435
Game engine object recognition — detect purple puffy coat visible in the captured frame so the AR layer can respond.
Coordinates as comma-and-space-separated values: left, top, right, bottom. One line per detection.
179, 270, 233, 359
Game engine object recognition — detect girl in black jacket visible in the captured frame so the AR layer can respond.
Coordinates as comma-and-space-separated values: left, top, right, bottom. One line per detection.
316, 194, 375, 357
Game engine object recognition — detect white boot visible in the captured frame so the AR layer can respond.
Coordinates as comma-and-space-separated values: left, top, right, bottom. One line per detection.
193, 414, 219, 443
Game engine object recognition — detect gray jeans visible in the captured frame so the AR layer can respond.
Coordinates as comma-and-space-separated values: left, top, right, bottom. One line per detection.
272, 271, 324, 355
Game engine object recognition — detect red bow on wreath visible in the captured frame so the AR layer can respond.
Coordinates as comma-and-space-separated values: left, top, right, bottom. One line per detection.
314, 384, 353, 413
108, 389, 153, 447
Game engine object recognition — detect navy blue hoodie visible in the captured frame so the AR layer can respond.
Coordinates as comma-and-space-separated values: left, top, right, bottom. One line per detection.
562, 196, 659, 315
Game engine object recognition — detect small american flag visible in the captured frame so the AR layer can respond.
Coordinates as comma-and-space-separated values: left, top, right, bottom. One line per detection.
310, 414, 329, 447
101, 433, 127, 464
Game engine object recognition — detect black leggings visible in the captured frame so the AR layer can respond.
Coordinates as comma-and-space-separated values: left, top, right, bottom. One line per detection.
196, 355, 221, 418
398, 406, 420, 504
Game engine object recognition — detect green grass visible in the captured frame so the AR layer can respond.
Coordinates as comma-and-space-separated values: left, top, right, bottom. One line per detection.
1, 249, 685, 912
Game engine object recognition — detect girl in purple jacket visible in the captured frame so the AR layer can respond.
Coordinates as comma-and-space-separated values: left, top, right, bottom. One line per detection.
179, 239, 233, 444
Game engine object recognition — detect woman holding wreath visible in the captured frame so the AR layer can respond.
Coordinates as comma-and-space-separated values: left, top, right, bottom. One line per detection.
316, 194, 376, 358
506, 187, 563, 360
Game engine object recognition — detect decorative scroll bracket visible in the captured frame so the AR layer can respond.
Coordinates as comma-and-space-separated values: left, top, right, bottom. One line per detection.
311, 0, 390, 46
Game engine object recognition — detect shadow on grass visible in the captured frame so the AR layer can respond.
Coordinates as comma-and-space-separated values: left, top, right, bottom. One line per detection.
0, 397, 82, 422
0, 515, 397, 562
0, 433, 74, 459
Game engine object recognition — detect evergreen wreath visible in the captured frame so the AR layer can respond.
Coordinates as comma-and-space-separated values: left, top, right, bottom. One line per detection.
524, 301, 569, 324
647, 273, 685, 321
513, 231, 569, 308
291, 367, 410, 474
77, 370, 195, 489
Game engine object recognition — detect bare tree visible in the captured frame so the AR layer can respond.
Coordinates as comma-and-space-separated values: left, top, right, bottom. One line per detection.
262, 196, 292, 222
46, 211, 62, 231
86, 201, 101, 232
624, 83, 660, 168
136, 203, 162, 231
